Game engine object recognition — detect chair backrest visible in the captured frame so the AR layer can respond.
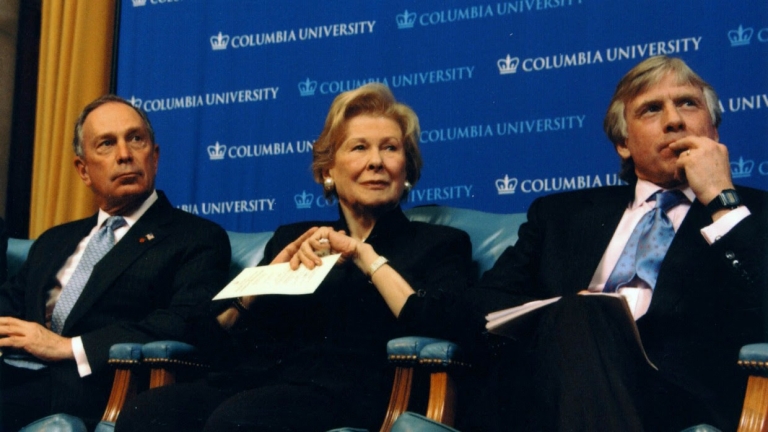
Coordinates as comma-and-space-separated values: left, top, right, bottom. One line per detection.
404, 206, 525, 278
5, 206, 526, 283
7, 238, 34, 279
225, 231, 273, 280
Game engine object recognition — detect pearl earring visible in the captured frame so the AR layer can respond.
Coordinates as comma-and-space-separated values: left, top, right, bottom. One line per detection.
404, 181, 412, 192
324, 178, 335, 191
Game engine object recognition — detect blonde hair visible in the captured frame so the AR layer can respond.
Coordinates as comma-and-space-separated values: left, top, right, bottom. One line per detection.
312, 83, 422, 199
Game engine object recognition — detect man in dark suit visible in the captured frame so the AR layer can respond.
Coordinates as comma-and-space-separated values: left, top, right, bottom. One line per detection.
0, 95, 231, 430
469, 56, 768, 431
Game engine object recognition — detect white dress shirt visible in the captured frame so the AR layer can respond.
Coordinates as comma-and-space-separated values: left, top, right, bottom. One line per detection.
50, 191, 158, 377
587, 180, 749, 319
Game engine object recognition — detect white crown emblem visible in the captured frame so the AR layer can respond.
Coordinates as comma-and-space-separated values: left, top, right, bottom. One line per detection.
495, 175, 518, 195
298, 78, 318, 97
207, 142, 226, 160
396, 10, 417, 29
728, 25, 753, 47
128, 96, 142, 108
210, 32, 230, 50
294, 191, 314, 209
730, 156, 754, 178
132, 0, 147, 6
497, 55, 520, 75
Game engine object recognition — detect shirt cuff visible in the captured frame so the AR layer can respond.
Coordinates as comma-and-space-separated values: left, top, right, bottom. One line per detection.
700, 206, 751, 245
72, 336, 92, 377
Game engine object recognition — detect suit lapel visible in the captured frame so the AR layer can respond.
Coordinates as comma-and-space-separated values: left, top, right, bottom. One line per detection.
648, 199, 711, 313
62, 195, 174, 333
571, 187, 633, 288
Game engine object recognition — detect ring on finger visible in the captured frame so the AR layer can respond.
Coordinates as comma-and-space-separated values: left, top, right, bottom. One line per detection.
318, 238, 329, 245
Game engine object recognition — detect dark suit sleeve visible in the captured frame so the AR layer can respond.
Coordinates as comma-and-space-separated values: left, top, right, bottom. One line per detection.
396, 226, 473, 340
470, 196, 549, 320
80, 222, 231, 373
706, 189, 768, 337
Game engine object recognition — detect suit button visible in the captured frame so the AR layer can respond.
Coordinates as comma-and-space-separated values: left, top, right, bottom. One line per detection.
725, 251, 736, 260
732, 259, 741, 269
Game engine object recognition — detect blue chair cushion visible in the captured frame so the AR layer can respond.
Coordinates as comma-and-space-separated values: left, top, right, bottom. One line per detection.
391, 412, 460, 432
738, 343, 768, 376
680, 425, 722, 432
141, 340, 201, 364
107, 343, 143, 364
419, 341, 466, 368
19, 413, 88, 432
387, 336, 444, 364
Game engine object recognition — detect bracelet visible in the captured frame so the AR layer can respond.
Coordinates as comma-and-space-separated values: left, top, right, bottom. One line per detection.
368, 256, 389, 277
232, 297, 249, 315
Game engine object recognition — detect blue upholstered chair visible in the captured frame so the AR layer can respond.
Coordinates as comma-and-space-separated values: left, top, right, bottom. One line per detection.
11, 206, 765, 431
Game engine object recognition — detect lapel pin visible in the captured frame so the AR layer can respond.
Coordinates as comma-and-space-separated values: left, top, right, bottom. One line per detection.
140, 233, 155, 243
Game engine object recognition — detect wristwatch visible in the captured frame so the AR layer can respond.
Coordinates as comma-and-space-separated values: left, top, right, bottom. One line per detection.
706, 189, 741, 214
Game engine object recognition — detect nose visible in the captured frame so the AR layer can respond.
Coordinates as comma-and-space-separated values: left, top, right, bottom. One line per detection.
663, 105, 685, 133
367, 149, 383, 170
115, 140, 134, 163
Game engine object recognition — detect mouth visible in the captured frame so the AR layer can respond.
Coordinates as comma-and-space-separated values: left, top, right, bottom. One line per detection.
361, 180, 390, 189
112, 172, 142, 182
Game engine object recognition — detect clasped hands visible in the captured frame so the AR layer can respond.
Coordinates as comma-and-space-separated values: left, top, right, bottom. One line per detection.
0, 317, 74, 361
272, 226, 363, 271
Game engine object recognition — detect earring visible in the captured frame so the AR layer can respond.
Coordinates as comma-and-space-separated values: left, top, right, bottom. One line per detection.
404, 181, 412, 192
324, 177, 335, 191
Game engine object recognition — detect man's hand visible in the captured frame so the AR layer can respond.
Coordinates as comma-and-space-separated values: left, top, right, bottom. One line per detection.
669, 135, 734, 205
0, 317, 74, 362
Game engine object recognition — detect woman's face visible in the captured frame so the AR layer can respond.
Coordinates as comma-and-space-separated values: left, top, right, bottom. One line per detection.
327, 115, 407, 213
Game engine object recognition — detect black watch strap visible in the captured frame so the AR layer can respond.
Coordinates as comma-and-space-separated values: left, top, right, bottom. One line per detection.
706, 189, 741, 214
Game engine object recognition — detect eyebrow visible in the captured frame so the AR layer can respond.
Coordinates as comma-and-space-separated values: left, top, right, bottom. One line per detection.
632, 91, 704, 116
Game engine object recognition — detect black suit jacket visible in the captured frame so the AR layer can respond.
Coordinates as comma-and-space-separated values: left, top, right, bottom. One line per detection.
0, 191, 231, 422
472, 185, 768, 427
205, 207, 473, 430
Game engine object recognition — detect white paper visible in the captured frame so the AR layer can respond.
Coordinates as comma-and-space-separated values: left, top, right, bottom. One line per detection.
212, 254, 341, 300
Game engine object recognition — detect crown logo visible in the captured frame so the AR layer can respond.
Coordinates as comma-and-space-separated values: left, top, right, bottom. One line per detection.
294, 191, 314, 209
495, 175, 518, 195
730, 156, 754, 178
396, 10, 417, 29
728, 25, 753, 47
207, 142, 226, 160
210, 32, 230, 50
298, 78, 318, 97
128, 96, 142, 108
497, 55, 520, 75
132, 0, 147, 6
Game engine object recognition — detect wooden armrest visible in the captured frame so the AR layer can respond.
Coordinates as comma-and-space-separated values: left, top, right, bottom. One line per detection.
737, 343, 768, 432
101, 343, 143, 424
141, 341, 209, 388
419, 341, 469, 428
381, 337, 443, 432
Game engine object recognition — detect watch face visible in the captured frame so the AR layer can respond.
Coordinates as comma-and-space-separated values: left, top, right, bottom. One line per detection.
721, 190, 740, 207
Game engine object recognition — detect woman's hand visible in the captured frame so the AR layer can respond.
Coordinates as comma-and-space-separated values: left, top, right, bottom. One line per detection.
289, 228, 363, 270
271, 227, 319, 264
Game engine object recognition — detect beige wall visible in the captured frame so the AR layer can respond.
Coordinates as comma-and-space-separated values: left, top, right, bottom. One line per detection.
0, 0, 19, 218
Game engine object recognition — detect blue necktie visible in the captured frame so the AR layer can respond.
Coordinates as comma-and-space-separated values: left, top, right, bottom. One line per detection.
51, 216, 126, 334
604, 190, 687, 292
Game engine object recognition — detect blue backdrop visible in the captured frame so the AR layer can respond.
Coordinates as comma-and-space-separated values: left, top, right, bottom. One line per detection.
116, 0, 768, 232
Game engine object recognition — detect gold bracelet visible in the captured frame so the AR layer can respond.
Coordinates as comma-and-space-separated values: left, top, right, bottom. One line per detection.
368, 256, 389, 277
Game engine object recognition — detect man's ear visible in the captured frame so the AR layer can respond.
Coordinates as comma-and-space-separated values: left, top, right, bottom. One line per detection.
74, 157, 91, 187
615, 141, 631, 160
